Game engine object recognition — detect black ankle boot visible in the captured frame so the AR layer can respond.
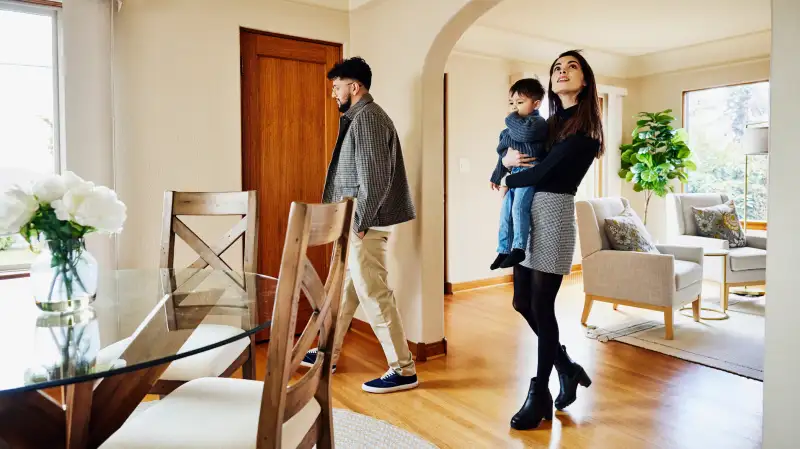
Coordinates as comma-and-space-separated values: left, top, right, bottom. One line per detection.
554, 345, 592, 411
510, 378, 553, 430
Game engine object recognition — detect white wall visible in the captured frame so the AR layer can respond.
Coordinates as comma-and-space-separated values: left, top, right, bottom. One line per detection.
62, 0, 116, 270
763, 0, 800, 446
112, 0, 349, 270
445, 53, 513, 284
622, 58, 771, 241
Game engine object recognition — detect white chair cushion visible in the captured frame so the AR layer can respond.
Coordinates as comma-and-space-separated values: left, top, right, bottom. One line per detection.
674, 260, 703, 291
96, 324, 250, 381
729, 246, 768, 272
100, 377, 321, 449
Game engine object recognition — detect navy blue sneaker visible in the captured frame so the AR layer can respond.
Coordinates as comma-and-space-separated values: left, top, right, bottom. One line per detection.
362, 369, 419, 394
300, 348, 336, 373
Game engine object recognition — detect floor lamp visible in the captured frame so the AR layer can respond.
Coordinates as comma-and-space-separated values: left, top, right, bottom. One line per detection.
735, 122, 769, 297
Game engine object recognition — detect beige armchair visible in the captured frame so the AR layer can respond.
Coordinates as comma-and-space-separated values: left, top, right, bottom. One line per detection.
576, 197, 703, 340
666, 193, 767, 311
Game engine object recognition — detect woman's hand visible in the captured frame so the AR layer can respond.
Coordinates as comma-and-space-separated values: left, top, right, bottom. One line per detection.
502, 148, 536, 169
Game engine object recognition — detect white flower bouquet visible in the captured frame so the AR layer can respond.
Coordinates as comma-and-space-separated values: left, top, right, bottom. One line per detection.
0, 172, 126, 312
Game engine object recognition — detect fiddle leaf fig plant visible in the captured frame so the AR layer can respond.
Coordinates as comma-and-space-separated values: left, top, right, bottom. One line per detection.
618, 109, 695, 224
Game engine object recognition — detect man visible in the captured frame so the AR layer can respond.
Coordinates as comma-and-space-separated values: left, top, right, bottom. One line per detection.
301, 57, 418, 393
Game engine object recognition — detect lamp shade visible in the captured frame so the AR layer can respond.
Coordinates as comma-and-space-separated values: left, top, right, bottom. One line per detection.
743, 123, 769, 155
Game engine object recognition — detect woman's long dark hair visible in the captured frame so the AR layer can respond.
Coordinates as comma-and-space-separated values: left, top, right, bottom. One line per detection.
547, 50, 605, 158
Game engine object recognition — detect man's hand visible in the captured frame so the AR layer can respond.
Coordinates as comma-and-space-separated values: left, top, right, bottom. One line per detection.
500, 186, 509, 198
356, 231, 366, 240
490, 182, 501, 191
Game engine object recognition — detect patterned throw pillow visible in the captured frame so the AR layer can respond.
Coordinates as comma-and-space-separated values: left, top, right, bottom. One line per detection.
603, 206, 659, 253
691, 200, 746, 248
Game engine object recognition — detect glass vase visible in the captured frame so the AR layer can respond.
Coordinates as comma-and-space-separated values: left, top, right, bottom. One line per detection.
30, 238, 98, 313
24, 307, 100, 385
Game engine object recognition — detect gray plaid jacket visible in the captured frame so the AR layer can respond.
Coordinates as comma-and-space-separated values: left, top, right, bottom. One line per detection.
322, 94, 416, 232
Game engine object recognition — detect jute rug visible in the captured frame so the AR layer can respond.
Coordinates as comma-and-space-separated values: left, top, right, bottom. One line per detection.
332, 409, 438, 448
583, 282, 765, 381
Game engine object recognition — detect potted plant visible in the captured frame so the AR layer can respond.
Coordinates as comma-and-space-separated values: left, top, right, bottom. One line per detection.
0, 171, 126, 312
618, 109, 696, 224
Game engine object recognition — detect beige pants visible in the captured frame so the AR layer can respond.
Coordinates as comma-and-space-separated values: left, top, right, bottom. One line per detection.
332, 230, 416, 376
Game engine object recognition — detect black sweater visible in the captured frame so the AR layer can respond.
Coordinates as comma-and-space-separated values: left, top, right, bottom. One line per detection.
505, 106, 600, 195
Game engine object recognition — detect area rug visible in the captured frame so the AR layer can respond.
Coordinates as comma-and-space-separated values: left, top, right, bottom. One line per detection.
584, 283, 765, 381
332, 409, 438, 449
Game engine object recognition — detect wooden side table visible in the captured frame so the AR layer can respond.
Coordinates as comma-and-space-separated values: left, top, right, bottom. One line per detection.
680, 250, 730, 321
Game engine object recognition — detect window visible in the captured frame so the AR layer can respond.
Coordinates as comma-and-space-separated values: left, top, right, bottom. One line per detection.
0, 0, 61, 271
684, 81, 769, 222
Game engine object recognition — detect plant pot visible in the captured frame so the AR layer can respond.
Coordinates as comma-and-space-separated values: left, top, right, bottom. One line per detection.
29, 238, 98, 313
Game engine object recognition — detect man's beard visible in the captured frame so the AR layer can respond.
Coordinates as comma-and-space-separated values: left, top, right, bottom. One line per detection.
338, 97, 351, 113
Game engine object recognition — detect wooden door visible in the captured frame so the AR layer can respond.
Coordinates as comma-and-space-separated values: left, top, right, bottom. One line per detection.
240, 29, 342, 341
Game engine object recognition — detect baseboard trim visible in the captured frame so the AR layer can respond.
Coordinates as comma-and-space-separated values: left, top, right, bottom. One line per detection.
350, 318, 447, 362
445, 275, 513, 294
445, 264, 582, 294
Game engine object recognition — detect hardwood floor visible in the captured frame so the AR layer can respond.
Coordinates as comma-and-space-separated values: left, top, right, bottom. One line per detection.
255, 277, 763, 449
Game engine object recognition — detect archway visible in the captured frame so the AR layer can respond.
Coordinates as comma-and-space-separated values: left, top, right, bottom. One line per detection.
347, 0, 504, 346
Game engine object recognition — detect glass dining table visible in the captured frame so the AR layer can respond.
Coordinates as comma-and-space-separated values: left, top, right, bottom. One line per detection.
0, 268, 275, 449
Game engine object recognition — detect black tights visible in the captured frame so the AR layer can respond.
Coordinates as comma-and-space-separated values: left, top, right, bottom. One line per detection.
513, 265, 570, 390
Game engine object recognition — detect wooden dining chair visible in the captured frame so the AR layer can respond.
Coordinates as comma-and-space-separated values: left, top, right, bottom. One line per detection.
151, 190, 259, 395
100, 198, 355, 449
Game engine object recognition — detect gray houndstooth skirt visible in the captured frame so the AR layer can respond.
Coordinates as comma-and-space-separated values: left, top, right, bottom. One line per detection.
520, 191, 577, 275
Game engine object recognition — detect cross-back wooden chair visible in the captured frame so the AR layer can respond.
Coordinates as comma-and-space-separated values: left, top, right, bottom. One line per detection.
100, 198, 355, 449
151, 190, 259, 395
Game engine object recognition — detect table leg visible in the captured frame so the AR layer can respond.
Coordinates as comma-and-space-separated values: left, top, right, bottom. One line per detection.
0, 390, 65, 448
66, 382, 93, 449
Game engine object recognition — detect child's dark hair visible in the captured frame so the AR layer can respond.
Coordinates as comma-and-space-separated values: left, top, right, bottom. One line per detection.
509, 78, 545, 101
327, 57, 372, 90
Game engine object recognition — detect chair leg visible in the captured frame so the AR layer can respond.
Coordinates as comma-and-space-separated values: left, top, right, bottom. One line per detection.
722, 284, 730, 312
692, 296, 701, 323
613, 304, 618, 311
242, 339, 257, 380
664, 308, 674, 340
581, 295, 594, 325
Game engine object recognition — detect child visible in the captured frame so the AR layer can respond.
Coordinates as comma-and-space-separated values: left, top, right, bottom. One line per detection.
490, 78, 548, 270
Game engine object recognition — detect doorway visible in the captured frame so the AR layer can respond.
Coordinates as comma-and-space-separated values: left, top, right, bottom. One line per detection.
240, 29, 342, 340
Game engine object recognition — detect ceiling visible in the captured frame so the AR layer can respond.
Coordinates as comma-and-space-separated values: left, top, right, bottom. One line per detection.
283, 0, 378, 11
476, 0, 771, 56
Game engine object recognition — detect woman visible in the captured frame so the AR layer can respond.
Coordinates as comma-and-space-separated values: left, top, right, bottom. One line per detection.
500, 50, 604, 430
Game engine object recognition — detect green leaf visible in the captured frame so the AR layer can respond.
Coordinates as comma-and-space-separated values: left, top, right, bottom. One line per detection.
656, 114, 675, 124
618, 169, 629, 179
683, 160, 697, 171
633, 183, 644, 193
672, 128, 689, 144
621, 149, 635, 164
656, 163, 675, 173
631, 163, 647, 174
640, 170, 658, 182
626, 171, 635, 182
677, 148, 691, 159
636, 119, 650, 127
638, 153, 654, 168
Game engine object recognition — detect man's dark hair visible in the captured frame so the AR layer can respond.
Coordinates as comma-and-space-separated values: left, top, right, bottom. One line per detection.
509, 78, 545, 102
327, 57, 372, 90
